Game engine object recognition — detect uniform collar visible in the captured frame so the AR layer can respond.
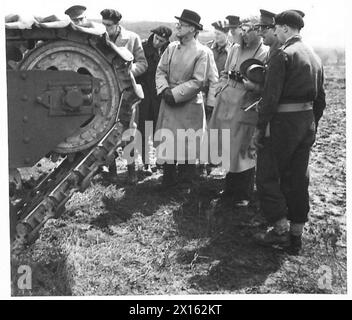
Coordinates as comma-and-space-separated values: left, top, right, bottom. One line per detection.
265, 41, 281, 64
283, 34, 302, 48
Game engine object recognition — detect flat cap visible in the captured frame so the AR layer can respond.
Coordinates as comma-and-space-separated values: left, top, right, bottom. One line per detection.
65, 5, 86, 19
151, 26, 172, 40
225, 15, 240, 27
275, 10, 305, 29
100, 9, 122, 24
258, 9, 276, 26
211, 20, 230, 33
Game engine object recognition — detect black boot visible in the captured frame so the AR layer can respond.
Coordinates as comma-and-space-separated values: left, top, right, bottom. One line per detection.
142, 164, 153, 176
178, 163, 196, 184
285, 234, 302, 255
106, 160, 119, 183
126, 163, 138, 185
219, 172, 234, 199
162, 163, 177, 187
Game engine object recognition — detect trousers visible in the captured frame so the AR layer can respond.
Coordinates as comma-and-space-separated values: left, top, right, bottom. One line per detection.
225, 167, 255, 201
256, 110, 316, 223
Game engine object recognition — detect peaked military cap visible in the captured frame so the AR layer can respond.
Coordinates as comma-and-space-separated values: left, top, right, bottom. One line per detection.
239, 58, 266, 84
100, 9, 122, 24
151, 26, 172, 40
175, 9, 203, 30
225, 15, 240, 27
211, 20, 230, 33
258, 9, 276, 26
275, 10, 305, 29
65, 5, 86, 19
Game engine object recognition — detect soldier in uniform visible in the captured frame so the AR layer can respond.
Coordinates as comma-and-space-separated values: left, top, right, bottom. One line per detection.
253, 10, 326, 255
226, 15, 241, 45
257, 10, 281, 63
136, 26, 172, 175
100, 9, 148, 184
155, 9, 209, 187
65, 5, 88, 26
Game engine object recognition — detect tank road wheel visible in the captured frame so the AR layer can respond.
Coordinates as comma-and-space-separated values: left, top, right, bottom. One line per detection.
18, 40, 121, 154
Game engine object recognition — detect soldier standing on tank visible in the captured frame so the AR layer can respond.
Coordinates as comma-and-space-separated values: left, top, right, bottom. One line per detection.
65, 5, 88, 26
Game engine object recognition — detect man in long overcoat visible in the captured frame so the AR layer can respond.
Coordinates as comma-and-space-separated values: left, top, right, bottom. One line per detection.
155, 9, 209, 187
208, 17, 268, 207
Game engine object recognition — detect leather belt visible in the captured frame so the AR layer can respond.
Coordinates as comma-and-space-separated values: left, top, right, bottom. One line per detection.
277, 101, 313, 112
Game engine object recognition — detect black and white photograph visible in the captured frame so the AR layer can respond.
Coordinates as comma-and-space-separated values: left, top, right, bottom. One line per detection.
0, 0, 348, 299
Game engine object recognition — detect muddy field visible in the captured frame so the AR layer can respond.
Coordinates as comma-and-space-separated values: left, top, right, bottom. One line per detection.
11, 65, 346, 296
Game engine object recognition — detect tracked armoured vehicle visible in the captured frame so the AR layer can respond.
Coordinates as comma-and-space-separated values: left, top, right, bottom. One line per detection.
6, 15, 142, 250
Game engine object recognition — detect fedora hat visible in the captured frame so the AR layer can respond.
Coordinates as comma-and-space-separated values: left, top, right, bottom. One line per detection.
175, 9, 203, 30
225, 15, 240, 28
240, 58, 266, 84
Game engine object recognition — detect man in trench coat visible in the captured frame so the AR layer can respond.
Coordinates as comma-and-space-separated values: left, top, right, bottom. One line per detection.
208, 17, 268, 207
155, 9, 209, 187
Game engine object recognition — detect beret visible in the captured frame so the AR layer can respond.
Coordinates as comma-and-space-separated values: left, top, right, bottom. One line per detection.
100, 9, 122, 23
151, 26, 172, 39
275, 10, 304, 29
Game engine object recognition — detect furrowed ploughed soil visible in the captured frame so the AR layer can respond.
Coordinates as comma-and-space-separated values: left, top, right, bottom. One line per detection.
11, 65, 346, 296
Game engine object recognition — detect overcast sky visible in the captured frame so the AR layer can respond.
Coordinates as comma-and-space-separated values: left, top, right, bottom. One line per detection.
2, 0, 347, 48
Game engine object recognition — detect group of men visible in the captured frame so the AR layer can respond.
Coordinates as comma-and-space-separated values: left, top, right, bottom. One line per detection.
65, 5, 326, 255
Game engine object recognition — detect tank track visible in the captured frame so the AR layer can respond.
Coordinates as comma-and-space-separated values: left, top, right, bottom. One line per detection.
11, 116, 127, 253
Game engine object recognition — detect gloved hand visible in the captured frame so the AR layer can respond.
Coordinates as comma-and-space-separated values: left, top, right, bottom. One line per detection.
162, 88, 176, 106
